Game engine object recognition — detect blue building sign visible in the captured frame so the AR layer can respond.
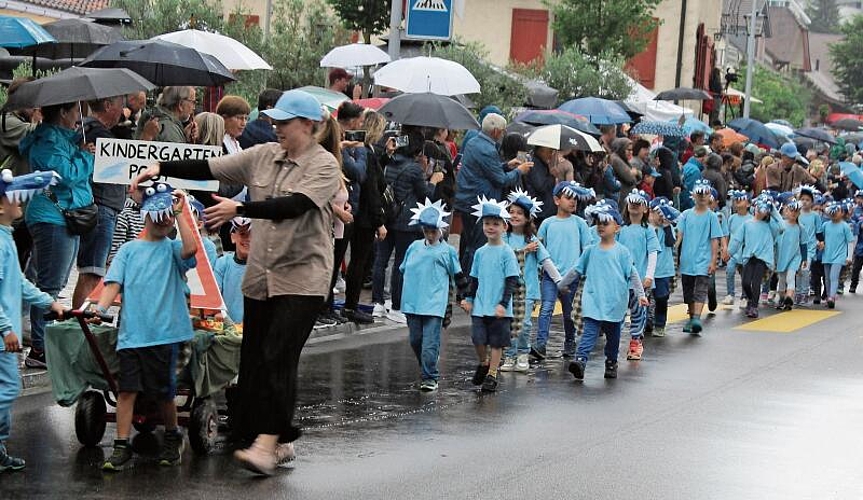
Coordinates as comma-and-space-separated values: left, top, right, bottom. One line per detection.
405, 0, 454, 41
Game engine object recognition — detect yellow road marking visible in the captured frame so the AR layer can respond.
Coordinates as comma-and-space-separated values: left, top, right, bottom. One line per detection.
666, 304, 690, 323
733, 310, 842, 333
531, 302, 561, 318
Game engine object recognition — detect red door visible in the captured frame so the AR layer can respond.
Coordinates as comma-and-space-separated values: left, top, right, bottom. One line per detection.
510, 9, 549, 65
626, 21, 659, 89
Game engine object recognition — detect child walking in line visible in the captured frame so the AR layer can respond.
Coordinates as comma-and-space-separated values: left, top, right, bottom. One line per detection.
810, 194, 830, 304
647, 197, 680, 337
722, 190, 753, 307
501, 188, 561, 373
676, 180, 723, 334
533, 181, 593, 360
618, 190, 659, 361
794, 185, 819, 304
558, 200, 648, 380
849, 192, 863, 293
707, 188, 725, 313
400, 199, 467, 392
727, 196, 778, 319
460, 197, 521, 393
93, 183, 198, 471
0, 169, 65, 473
214, 217, 251, 324
774, 196, 807, 311
819, 201, 854, 309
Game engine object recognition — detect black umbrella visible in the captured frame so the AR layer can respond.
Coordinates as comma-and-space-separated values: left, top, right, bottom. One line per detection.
832, 118, 863, 131
3, 66, 155, 110
505, 121, 536, 138
85, 7, 133, 25
654, 87, 712, 101
80, 40, 236, 87
378, 92, 479, 130
515, 109, 601, 135
841, 133, 863, 144
795, 127, 837, 144
17, 18, 123, 61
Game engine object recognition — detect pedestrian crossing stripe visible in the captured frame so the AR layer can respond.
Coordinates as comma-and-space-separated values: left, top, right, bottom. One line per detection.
413, 0, 448, 12
733, 310, 842, 333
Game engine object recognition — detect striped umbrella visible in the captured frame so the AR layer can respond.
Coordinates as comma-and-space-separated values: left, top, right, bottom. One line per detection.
631, 121, 686, 137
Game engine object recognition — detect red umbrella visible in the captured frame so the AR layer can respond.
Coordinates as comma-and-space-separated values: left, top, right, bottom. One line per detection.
354, 97, 390, 110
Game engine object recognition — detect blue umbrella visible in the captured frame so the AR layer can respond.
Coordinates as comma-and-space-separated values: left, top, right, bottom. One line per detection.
728, 117, 783, 149
840, 162, 863, 190
557, 97, 630, 125
675, 116, 712, 135
795, 127, 837, 144
631, 121, 686, 137
0, 16, 56, 49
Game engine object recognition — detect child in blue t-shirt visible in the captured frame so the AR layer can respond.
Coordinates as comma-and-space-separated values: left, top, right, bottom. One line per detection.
558, 200, 647, 380
214, 217, 251, 324
501, 188, 560, 373
818, 201, 854, 309
775, 198, 807, 310
400, 199, 466, 392
647, 197, 680, 337
460, 197, 521, 393
0, 169, 65, 473
676, 179, 723, 334
727, 196, 777, 319
722, 190, 752, 306
92, 183, 197, 471
796, 186, 821, 304
534, 181, 593, 360
848, 190, 863, 293
618, 190, 659, 361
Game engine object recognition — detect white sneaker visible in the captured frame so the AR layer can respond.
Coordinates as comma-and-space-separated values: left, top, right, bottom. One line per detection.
722, 294, 734, 305
767, 291, 776, 303
515, 354, 530, 372
738, 295, 747, 309
372, 303, 387, 318
335, 275, 346, 293
386, 309, 407, 323
500, 357, 516, 372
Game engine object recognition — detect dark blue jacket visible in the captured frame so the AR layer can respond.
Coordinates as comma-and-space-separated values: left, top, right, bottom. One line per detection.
238, 118, 276, 149
454, 132, 521, 213
385, 154, 436, 232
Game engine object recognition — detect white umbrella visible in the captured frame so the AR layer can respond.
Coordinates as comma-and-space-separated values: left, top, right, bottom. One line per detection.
153, 29, 272, 71
373, 56, 480, 96
725, 87, 763, 104
320, 43, 390, 68
527, 124, 603, 152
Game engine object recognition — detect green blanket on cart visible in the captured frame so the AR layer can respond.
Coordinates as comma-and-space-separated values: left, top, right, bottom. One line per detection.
45, 322, 241, 406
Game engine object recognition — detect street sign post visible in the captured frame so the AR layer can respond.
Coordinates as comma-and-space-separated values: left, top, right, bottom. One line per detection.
405, 0, 454, 41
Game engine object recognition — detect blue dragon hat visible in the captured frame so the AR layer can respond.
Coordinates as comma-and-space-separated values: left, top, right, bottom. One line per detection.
728, 189, 750, 201
794, 184, 819, 200
552, 180, 595, 201
140, 182, 176, 224
0, 168, 60, 203
824, 201, 843, 216
625, 189, 649, 206
691, 179, 713, 196
506, 187, 543, 219
584, 199, 623, 226
753, 197, 774, 215
471, 195, 510, 222
188, 194, 206, 222
409, 198, 451, 229
649, 196, 680, 223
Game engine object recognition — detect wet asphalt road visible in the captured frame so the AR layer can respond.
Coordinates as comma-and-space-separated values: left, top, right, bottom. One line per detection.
4, 286, 863, 499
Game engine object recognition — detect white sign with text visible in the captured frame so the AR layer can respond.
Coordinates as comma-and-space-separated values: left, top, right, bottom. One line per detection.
93, 138, 221, 191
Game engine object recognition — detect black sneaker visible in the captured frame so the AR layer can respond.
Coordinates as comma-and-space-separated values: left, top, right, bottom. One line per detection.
324, 310, 349, 324
158, 430, 184, 466
24, 349, 47, 369
342, 308, 374, 324
471, 364, 489, 385
481, 374, 498, 392
315, 315, 337, 328
529, 345, 546, 360
850, 286, 857, 294
827, 299, 836, 309
0, 443, 25, 473
568, 359, 586, 380
604, 359, 618, 379
102, 442, 133, 471
783, 297, 793, 311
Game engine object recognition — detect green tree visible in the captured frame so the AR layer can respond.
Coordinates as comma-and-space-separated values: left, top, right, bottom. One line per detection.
538, 46, 633, 101
110, 0, 230, 39
745, 64, 812, 127
830, 15, 863, 105
325, 0, 390, 43
806, 0, 841, 34
549, 0, 662, 61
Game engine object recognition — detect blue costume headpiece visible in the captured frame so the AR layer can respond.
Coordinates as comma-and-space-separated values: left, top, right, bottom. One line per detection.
0, 168, 60, 203
471, 195, 510, 222
140, 182, 176, 224
506, 187, 543, 219
410, 198, 451, 229
584, 199, 623, 226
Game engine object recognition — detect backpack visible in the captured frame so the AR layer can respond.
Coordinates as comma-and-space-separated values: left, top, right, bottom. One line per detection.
381, 165, 407, 225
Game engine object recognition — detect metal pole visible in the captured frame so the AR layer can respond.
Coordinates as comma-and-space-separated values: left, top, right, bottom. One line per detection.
742, 0, 758, 119
264, 0, 273, 38
387, 0, 402, 62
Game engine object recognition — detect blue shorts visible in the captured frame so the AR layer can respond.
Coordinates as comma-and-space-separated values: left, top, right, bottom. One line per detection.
118, 343, 178, 401
471, 316, 511, 348
77, 205, 118, 276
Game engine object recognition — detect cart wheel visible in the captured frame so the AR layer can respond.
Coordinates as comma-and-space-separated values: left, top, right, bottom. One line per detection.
75, 391, 107, 447
133, 421, 156, 434
188, 401, 218, 455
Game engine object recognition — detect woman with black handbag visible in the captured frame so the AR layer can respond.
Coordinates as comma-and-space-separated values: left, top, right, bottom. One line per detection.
18, 101, 95, 368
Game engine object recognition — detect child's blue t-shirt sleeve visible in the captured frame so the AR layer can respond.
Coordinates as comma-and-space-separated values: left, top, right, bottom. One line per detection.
447, 245, 462, 276
504, 248, 520, 278
172, 239, 197, 273
537, 219, 549, 242
646, 226, 661, 254
577, 217, 591, 253
400, 241, 417, 274
709, 212, 723, 239
105, 245, 127, 287
536, 240, 551, 263
574, 247, 591, 275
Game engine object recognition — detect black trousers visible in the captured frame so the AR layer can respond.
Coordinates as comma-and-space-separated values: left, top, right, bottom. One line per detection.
344, 225, 376, 310
810, 261, 825, 299
235, 294, 322, 443
742, 258, 768, 309
325, 224, 354, 310
851, 255, 863, 289
457, 211, 485, 278
12, 219, 32, 271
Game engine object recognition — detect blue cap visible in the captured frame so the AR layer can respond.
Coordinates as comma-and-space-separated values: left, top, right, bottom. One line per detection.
262, 90, 323, 122
779, 142, 800, 159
